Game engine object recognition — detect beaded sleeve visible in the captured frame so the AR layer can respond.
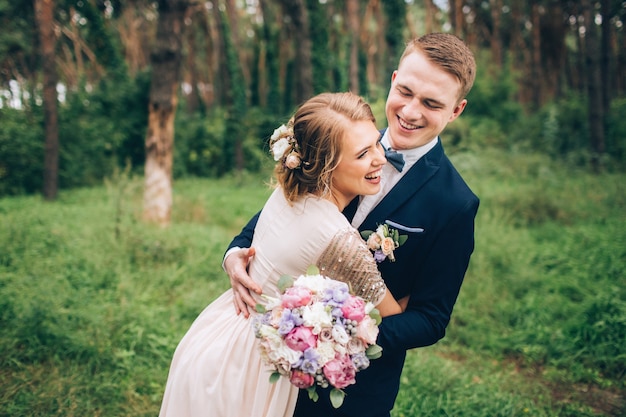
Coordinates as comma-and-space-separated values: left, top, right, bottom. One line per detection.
316, 227, 387, 306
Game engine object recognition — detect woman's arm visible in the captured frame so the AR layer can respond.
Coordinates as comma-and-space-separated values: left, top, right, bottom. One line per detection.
316, 228, 408, 318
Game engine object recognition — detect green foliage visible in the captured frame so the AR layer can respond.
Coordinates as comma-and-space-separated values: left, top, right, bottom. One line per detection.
447, 149, 626, 391
307, 0, 331, 93
381, 0, 406, 74
173, 106, 273, 179
0, 107, 43, 195
464, 55, 524, 129
606, 97, 626, 164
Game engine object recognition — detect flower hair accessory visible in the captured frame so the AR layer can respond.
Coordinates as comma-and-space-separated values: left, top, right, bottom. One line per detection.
270, 121, 304, 170
360, 224, 407, 263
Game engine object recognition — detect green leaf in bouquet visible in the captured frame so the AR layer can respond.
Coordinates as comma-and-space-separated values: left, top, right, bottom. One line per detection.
330, 388, 346, 408
307, 386, 319, 402
398, 234, 408, 246
269, 372, 281, 384
360, 230, 373, 240
277, 274, 294, 293
306, 265, 320, 275
366, 344, 383, 360
255, 303, 267, 314
368, 307, 382, 325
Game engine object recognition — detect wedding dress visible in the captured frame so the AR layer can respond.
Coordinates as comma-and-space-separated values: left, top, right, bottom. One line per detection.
159, 188, 388, 417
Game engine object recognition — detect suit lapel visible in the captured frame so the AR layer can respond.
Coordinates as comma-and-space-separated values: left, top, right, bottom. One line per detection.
363, 141, 443, 226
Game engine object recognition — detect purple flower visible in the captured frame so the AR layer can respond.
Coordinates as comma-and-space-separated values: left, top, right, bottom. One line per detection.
373, 249, 387, 263
278, 309, 298, 335
351, 352, 370, 371
323, 284, 350, 306
298, 347, 321, 374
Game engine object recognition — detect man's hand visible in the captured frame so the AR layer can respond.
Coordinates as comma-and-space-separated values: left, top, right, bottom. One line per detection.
224, 247, 262, 317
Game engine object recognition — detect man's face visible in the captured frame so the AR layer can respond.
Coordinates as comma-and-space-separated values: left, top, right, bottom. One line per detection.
385, 50, 467, 150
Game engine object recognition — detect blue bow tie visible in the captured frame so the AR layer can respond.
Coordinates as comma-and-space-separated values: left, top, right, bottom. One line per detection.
385, 148, 405, 172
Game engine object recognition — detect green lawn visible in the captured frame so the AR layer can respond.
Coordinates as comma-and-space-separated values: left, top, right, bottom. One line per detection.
1, 150, 624, 416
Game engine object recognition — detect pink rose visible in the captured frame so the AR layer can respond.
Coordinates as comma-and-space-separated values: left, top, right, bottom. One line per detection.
282, 286, 312, 309
285, 153, 301, 169
285, 326, 317, 351
323, 354, 356, 389
290, 370, 314, 389
341, 296, 366, 321
356, 315, 379, 345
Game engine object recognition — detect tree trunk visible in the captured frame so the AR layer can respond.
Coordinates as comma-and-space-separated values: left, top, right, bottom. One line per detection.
278, 0, 313, 103
143, 0, 188, 225
347, 0, 360, 93
424, 0, 438, 34
361, 0, 381, 99
224, 0, 251, 100
489, 0, 502, 68
582, 0, 605, 172
449, 0, 464, 38
600, 0, 611, 111
542, 2, 567, 99
530, 2, 542, 107
34, 0, 59, 201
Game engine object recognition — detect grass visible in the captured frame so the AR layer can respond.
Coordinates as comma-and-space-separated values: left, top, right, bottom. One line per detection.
0, 150, 624, 416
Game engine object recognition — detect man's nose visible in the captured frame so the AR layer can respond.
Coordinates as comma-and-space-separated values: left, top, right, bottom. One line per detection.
404, 99, 423, 119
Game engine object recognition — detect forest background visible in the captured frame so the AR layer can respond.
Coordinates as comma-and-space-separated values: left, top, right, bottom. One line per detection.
0, 0, 625, 416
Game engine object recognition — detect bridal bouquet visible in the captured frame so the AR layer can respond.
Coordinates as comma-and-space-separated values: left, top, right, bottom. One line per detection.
252, 266, 383, 408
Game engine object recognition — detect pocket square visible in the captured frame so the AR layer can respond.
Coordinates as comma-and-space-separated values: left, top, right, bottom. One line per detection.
385, 220, 424, 233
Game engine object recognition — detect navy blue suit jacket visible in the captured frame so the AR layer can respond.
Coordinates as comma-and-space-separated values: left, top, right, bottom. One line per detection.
226, 139, 479, 417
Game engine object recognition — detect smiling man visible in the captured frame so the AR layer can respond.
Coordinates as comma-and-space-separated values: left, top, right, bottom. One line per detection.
225, 33, 480, 417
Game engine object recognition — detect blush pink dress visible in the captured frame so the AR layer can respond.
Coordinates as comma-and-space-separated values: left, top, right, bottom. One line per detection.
158, 188, 387, 417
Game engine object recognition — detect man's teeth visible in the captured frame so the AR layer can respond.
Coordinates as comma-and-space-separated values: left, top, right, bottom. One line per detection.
398, 117, 418, 130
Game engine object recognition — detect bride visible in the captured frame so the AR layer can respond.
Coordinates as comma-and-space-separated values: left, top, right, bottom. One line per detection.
159, 92, 407, 417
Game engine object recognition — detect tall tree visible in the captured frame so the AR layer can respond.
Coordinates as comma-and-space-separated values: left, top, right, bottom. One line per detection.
582, 0, 606, 172
489, 0, 502, 68
258, 0, 280, 112
217, 4, 247, 172
382, 0, 406, 76
278, 0, 313, 104
346, 0, 360, 93
143, 0, 189, 224
34, 0, 59, 201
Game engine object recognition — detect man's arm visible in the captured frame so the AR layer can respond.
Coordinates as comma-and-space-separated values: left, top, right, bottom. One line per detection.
224, 211, 261, 317
377, 198, 478, 351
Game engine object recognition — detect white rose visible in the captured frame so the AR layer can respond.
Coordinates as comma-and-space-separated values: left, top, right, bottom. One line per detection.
271, 138, 290, 161
270, 124, 289, 141
332, 324, 350, 345
375, 225, 386, 240
301, 302, 333, 334
316, 341, 337, 366
294, 274, 328, 293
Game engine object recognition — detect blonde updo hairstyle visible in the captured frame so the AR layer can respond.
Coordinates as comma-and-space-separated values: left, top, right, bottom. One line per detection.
273, 92, 376, 203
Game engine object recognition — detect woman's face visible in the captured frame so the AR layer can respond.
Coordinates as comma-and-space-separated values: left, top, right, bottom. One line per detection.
329, 119, 386, 210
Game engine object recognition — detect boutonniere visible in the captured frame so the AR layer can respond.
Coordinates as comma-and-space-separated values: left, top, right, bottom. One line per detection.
360, 224, 408, 263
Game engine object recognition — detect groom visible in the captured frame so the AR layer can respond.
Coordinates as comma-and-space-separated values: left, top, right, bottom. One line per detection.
224, 33, 479, 417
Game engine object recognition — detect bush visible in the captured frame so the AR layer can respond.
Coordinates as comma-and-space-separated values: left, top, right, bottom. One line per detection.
0, 107, 44, 195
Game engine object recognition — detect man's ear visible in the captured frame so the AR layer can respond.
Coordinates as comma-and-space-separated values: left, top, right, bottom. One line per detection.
449, 99, 467, 122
